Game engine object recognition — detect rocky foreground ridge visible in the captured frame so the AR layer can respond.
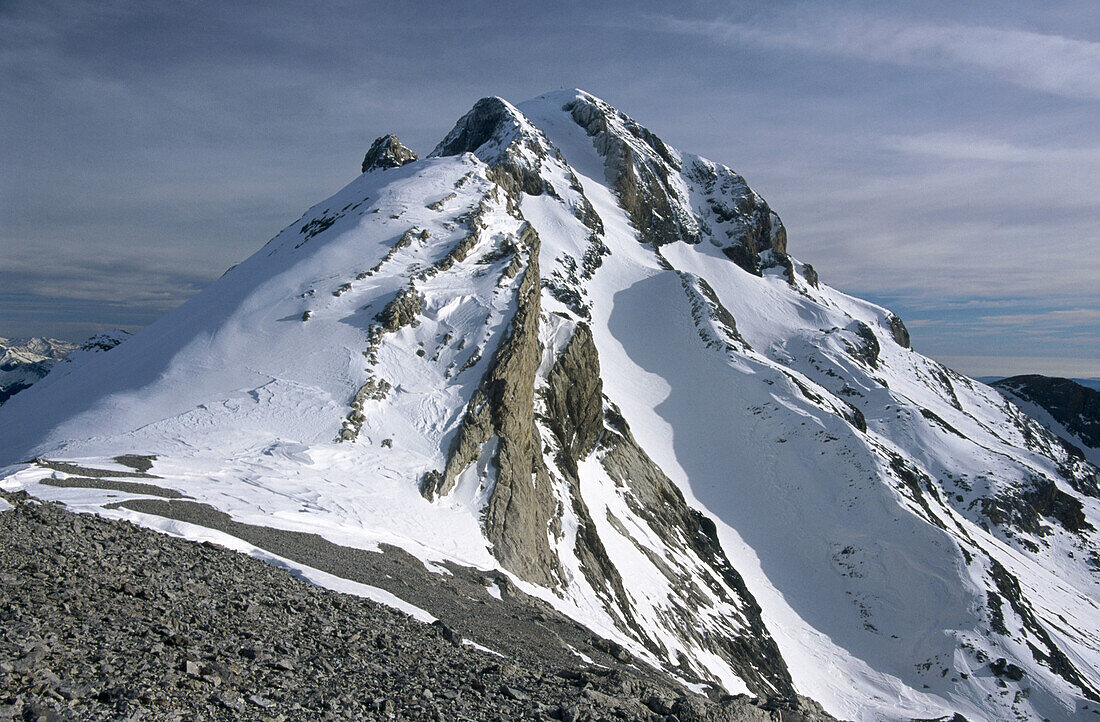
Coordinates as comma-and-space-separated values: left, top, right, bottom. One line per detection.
0, 492, 830, 722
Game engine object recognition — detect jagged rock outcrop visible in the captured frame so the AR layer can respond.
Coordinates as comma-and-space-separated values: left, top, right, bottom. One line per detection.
374, 286, 422, 332
887, 313, 911, 349
563, 92, 787, 277
431, 96, 561, 203
361, 134, 418, 172
679, 272, 750, 354
543, 324, 604, 464
432, 97, 522, 160
686, 159, 787, 275
844, 320, 881, 369
566, 94, 697, 249
421, 224, 563, 589
803, 263, 819, 288
994, 375, 1100, 451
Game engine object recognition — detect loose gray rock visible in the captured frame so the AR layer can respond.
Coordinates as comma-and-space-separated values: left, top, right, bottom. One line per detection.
0, 491, 836, 721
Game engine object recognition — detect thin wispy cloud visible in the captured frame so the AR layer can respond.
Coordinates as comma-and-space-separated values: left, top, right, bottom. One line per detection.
936, 355, 1100, 378
659, 12, 1100, 100
884, 133, 1100, 164
0, 250, 210, 309
979, 308, 1100, 327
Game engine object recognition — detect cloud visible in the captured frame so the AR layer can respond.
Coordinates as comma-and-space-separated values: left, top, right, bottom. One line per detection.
0, 246, 211, 309
978, 308, 1100, 328
658, 12, 1100, 100
933, 355, 1100, 378
884, 133, 1100, 164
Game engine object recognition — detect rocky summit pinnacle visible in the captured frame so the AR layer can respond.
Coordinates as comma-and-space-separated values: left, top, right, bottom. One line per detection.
431, 96, 521, 158
361, 134, 418, 172
1, 89, 1098, 722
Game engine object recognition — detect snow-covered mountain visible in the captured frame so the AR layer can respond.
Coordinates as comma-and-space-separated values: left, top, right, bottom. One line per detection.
993, 375, 1100, 467
1, 90, 1097, 721
0, 331, 129, 406
0, 336, 78, 404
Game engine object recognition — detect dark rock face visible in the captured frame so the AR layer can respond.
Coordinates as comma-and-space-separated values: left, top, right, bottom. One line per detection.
993, 375, 1100, 450
431, 97, 579, 217
374, 286, 422, 332
543, 324, 604, 463
977, 477, 1092, 537
721, 243, 761, 275
361, 134, 418, 172
990, 658, 1026, 682
678, 272, 750, 354
565, 95, 695, 249
431, 97, 524, 160
887, 313, 910, 349
687, 159, 787, 276
984, 557, 1100, 701
475, 237, 564, 590
0, 378, 36, 405
845, 321, 880, 369
803, 263, 819, 288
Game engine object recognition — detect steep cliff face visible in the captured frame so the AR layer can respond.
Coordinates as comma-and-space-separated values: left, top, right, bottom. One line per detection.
994, 375, 1100, 455
540, 323, 794, 697
562, 93, 789, 278
421, 224, 564, 589
1, 90, 1097, 722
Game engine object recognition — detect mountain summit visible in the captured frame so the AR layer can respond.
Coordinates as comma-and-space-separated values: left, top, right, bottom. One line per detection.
1, 90, 1097, 721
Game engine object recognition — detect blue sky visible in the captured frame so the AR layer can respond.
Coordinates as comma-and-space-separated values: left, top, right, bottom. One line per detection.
1, 1, 1097, 378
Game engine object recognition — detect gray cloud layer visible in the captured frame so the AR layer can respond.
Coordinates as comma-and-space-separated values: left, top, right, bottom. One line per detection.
1, 0, 1097, 377
661, 10, 1100, 99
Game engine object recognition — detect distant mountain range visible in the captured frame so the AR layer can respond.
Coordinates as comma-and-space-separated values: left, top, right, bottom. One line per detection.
980, 376, 1100, 393
991, 375, 1100, 467
0, 332, 129, 405
0, 337, 77, 404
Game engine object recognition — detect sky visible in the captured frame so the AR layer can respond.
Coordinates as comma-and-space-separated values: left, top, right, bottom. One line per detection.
1, 1, 1098, 379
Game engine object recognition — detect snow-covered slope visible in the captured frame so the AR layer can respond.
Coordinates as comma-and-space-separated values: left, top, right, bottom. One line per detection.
2, 90, 1098, 721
